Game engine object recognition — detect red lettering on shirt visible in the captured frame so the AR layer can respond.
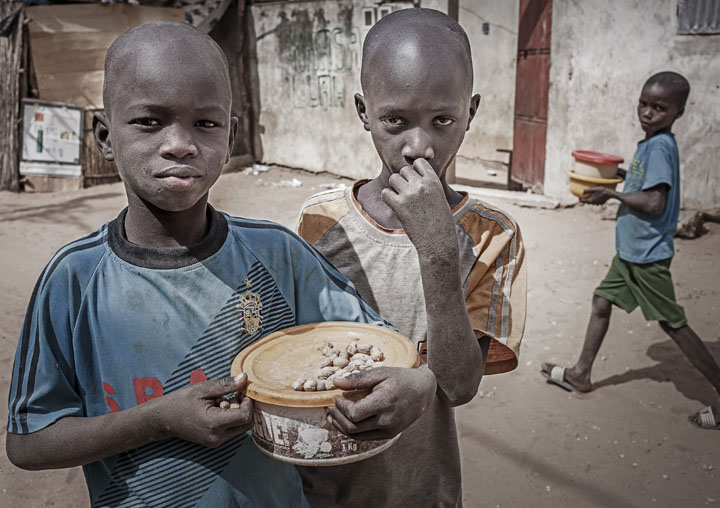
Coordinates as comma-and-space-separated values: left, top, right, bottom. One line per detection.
103, 382, 120, 413
189, 369, 207, 385
134, 377, 164, 405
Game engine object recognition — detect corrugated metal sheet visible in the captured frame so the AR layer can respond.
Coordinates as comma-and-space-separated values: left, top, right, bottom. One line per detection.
677, 0, 720, 34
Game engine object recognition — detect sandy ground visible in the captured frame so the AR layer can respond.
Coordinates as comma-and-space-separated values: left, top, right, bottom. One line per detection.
1, 166, 718, 508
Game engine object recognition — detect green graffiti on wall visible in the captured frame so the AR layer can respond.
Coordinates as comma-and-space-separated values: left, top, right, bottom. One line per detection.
289, 26, 360, 109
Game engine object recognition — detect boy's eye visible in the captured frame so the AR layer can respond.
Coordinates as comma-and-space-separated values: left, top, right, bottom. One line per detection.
382, 117, 404, 126
130, 118, 161, 127
196, 120, 219, 128
434, 117, 454, 126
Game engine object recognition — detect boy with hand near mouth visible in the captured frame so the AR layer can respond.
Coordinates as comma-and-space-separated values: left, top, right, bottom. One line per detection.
297, 8, 526, 507
542, 72, 720, 431
6, 21, 390, 507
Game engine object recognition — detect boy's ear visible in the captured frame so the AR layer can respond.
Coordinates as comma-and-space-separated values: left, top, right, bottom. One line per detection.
466, 94, 481, 131
675, 106, 685, 120
354, 93, 370, 131
226, 116, 238, 163
93, 112, 114, 161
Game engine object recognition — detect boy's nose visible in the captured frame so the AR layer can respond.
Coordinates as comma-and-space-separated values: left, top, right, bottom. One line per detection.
402, 129, 435, 163
160, 125, 199, 159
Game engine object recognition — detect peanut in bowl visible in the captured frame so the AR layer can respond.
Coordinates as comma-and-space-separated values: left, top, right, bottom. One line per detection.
230, 321, 420, 466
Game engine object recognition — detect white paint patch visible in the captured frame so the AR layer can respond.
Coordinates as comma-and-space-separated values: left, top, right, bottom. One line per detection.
293, 425, 330, 458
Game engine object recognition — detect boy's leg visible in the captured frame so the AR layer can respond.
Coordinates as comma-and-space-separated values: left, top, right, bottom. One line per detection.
567, 295, 614, 389
627, 257, 719, 427
542, 255, 635, 393
660, 322, 720, 423
541, 295, 612, 392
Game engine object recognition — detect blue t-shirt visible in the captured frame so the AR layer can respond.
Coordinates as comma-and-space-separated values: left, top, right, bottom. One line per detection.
616, 133, 681, 263
7, 206, 388, 508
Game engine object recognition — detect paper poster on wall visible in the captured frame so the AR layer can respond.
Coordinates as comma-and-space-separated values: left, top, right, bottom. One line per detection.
20, 100, 83, 178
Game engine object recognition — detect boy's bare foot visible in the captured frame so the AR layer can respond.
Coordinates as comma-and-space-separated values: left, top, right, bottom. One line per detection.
540, 363, 593, 393
688, 399, 720, 431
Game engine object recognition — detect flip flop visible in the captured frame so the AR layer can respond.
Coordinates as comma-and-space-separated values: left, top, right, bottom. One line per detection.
689, 406, 720, 431
541, 365, 581, 393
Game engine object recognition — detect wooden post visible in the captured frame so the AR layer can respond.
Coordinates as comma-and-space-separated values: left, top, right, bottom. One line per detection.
448, 0, 459, 21
0, 5, 22, 191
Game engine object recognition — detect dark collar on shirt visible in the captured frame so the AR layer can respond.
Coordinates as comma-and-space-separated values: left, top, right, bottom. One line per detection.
108, 205, 228, 269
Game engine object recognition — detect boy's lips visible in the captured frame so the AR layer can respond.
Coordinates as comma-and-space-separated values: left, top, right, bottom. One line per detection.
155, 166, 202, 188
156, 166, 201, 178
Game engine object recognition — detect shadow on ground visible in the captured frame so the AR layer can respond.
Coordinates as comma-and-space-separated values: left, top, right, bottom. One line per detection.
593, 338, 720, 405
0, 193, 123, 225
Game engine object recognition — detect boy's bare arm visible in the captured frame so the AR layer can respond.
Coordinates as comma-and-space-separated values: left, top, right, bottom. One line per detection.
6, 375, 252, 470
381, 159, 485, 405
581, 184, 667, 214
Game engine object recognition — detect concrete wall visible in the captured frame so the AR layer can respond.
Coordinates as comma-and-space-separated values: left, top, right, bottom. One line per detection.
546, 0, 720, 209
251, 0, 518, 180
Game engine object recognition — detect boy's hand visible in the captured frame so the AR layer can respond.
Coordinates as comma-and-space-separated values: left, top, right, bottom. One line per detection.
327, 366, 436, 441
381, 159, 458, 258
580, 187, 617, 205
152, 373, 253, 448
616, 168, 627, 180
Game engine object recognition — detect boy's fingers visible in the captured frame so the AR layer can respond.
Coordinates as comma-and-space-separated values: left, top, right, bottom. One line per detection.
332, 384, 392, 423
328, 408, 395, 441
380, 187, 400, 209
398, 165, 417, 181
412, 158, 433, 176
328, 404, 380, 434
388, 173, 409, 194
212, 396, 254, 425
331, 368, 390, 391
198, 373, 248, 399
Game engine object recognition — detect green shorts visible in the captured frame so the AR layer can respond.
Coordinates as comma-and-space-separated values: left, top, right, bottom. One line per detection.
594, 255, 687, 329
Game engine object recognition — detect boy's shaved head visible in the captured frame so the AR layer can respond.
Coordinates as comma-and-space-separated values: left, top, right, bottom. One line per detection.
644, 71, 690, 107
103, 21, 231, 114
361, 8, 473, 95
354, 7, 481, 181
94, 20, 238, 216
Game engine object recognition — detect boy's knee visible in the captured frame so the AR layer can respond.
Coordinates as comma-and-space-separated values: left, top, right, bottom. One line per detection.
591, 295, 612, 318
660, 320, 686, 336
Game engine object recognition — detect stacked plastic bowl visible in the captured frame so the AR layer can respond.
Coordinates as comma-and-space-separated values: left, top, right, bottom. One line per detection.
569, 150, 624, 198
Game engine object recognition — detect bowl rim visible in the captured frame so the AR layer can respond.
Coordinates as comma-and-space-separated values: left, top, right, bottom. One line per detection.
572, 150, 624, 164
568, 170, 623, 184
231, 321, 420, 407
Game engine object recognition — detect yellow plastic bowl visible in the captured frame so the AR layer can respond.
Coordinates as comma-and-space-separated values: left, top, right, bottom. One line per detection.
568, 171, 623, 198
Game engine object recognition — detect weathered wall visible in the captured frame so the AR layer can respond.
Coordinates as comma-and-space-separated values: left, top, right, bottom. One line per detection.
546, 0, 720, 209
251, 0, 376, 179
454, 1, 518, 177
251, 0, 518, 180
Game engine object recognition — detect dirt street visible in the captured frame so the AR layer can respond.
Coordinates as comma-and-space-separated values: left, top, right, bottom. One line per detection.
1, 166, 718, 507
